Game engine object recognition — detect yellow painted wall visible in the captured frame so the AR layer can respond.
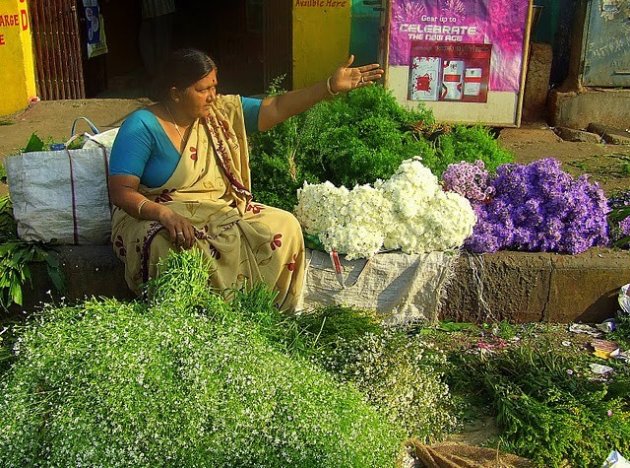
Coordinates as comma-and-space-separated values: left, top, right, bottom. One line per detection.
293, 1, 352, 89
0, 0, 37, 117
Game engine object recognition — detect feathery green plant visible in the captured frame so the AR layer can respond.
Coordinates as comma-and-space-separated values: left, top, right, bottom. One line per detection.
249, 84, 513, 211
448, 343, 630, 466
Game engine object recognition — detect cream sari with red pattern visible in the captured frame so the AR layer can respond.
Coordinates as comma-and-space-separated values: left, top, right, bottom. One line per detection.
111, 95, 305, 311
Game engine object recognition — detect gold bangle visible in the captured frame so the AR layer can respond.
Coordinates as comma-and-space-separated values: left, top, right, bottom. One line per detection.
137, 198, 150, 217
326, 76, 339, 97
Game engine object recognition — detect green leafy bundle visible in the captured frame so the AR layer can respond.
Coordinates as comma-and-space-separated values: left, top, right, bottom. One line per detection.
0, 250, 406, 467
0, 195, 64, 311
249, 85, 513, 211
429, 125, 512, 176
449, 345, 630, 466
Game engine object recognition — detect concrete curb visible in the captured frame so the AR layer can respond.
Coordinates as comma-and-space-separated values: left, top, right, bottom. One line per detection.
13, 246, 630, 324
442, 250, 630, 323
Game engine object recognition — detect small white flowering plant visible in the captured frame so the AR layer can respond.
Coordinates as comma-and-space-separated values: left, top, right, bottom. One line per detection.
295, 158, 476, 258
0, 251, 406, 467
292, 306, 458, 442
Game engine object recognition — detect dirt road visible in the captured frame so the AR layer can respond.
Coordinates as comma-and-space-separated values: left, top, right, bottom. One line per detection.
499, 125, 630, 195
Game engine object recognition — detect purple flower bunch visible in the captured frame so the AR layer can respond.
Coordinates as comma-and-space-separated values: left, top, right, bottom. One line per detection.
445, 159, 610, 254
620, 217, 630, 237
442, 160, 494, 203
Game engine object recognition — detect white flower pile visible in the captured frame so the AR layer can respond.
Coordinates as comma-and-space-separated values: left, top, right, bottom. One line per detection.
295, 182, 392, 260
295, 158, 476, 259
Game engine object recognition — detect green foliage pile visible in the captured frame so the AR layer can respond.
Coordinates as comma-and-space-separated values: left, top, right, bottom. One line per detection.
0, 250, 406, 467
427, 125, 512, 177
611, 312, 630, 347
0, 323, 15, 377
230, 292, 458, 442
249, 85, 513, 211
0, 199, 64, 311
449, 344, 630, 466
0, 195, 64, 310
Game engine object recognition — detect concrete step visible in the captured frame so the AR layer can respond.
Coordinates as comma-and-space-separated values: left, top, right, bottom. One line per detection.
442, 249, 629, 323
10, 246, 630, 324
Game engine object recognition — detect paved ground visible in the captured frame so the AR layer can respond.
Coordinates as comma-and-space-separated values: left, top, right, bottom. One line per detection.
0, 99, 148, 197
0, 99, 148, 156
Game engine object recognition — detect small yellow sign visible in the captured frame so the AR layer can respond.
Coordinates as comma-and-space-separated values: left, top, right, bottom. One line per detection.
0, 0, 37, 117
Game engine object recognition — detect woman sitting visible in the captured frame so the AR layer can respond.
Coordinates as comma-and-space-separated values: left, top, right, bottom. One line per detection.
108, 48, 382, 311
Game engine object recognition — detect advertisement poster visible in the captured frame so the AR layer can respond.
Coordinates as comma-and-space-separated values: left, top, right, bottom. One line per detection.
389, 0, 529, 102
409, 42, 491, 102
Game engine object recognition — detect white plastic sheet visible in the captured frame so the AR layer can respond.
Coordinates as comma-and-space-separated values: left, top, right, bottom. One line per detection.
302, 249, 458, 323
82, 128, 119, 149
619, 284, 630, 315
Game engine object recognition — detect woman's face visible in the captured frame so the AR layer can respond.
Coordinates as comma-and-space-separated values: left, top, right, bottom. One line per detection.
179, 69, 218, 119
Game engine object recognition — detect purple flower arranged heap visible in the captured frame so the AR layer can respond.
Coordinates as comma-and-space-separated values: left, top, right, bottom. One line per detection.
441, 160, 494, 203
443, 158, 610, 254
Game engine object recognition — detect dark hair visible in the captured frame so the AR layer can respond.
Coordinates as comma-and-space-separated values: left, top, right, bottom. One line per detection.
149, 48, 217, 102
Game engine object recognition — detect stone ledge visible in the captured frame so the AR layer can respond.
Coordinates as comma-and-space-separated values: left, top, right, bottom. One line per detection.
587, 123, 630, 146
442, 249, 630, 324
549, 88, 630, 130
11, 246, 630, 324
554, 126, 602, 144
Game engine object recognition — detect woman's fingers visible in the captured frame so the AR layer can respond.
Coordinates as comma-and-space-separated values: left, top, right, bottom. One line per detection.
352, 63, 383, 88
168, 222, 192, 249
175, 225, 190, 249
365, 72, 383, 82
342, 54, 355, 68
186, 224, 196, 249
176, 222, 195, 250
167, 226, 178, 243
358, 63, 382, 73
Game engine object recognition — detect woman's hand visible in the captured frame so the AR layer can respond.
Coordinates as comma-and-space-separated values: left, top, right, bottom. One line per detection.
158, 206, 197, 250
329, 55, 384, 94
257, 55, 384, 131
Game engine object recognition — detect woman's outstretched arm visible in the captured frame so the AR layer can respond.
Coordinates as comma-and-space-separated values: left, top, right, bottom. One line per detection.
257, 55, 383, 132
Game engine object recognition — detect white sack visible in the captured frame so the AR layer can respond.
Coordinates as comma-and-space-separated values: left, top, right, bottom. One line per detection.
6, 147, 112, 245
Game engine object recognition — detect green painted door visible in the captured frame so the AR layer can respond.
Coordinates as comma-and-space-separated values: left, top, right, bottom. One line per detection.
350, 0, 383, 66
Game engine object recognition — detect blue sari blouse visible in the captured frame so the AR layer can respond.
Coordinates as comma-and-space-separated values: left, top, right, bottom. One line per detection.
109, 96, 262, 188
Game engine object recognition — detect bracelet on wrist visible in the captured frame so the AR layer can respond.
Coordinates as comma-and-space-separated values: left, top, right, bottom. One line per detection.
326, 76, 339, 97
137, 198, 150, 217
